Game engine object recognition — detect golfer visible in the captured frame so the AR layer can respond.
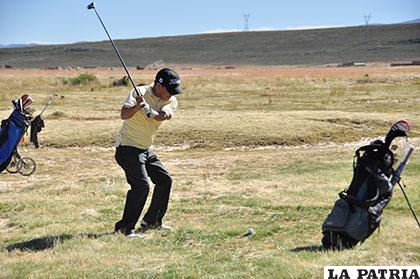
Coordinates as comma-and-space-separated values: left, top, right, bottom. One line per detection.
114, 68, 182, 238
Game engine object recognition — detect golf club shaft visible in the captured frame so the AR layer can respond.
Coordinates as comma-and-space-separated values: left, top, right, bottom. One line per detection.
39, 94, 58, 116
91, 7, 140, 96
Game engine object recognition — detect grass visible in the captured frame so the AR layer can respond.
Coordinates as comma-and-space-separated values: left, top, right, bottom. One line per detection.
0, 65, 419, 278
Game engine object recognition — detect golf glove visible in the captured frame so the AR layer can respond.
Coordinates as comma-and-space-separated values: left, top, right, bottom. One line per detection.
140, 102, 159, 118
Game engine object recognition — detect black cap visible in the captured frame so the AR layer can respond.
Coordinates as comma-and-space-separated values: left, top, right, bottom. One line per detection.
155, 68, 182, 95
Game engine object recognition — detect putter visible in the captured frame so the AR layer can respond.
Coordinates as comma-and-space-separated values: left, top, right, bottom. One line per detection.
87, 2, 141, 97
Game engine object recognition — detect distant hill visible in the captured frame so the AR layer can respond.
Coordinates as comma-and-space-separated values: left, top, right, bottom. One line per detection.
0, 43, 42, 49
402, 18, 420, 24
0, 23, 419, 68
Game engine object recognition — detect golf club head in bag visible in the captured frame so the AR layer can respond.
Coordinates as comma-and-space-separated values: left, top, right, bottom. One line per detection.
384, 120, 411, 148
12, 94, 34, 113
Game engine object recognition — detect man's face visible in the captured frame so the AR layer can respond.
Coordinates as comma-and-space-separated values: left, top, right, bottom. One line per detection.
155, 83, 172, 101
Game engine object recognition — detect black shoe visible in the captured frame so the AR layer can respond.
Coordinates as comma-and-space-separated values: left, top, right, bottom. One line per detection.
158, 223, 174, 231
114, 221, 141, 238
139, 220, 154, 232
114, 228, 144, 238
140, 220, 173, 232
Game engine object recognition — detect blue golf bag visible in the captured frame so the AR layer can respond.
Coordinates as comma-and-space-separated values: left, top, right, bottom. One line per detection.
0, 109, 31, 172
0, 95, 34, 173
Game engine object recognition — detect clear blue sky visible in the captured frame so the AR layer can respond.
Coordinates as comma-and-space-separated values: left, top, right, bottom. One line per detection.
0, 0, 419, 45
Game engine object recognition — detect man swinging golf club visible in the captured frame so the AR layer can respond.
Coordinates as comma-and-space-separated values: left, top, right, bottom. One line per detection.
87, 2, 182, 237
114, 68, 182, 238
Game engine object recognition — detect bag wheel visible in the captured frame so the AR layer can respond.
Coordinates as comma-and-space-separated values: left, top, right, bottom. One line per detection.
6, 156, 19, 173
17, 157, 36, 176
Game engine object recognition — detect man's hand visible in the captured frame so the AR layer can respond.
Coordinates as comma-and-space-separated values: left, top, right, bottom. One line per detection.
136, 95, 146, 108
136, 95, 158, 118
142, 103, 159, 118
160, 107, 172, 120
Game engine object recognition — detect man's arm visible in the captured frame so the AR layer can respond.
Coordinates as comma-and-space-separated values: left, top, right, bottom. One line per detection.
153, 100, 176, 122
153, 107, 173, 122
120, 90, 144, 120
120, 95, 172, 121
120, 105, 140, 120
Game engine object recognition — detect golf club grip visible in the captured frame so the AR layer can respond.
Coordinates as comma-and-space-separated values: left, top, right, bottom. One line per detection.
402, 144, 414, 164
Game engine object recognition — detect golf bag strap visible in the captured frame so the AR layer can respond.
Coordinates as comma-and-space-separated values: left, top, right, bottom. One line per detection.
339, 190, 379, 209
0, 119, 10, 148
353, 145, 377, 169
356, 144, 394, 161
355, 144, 385, 159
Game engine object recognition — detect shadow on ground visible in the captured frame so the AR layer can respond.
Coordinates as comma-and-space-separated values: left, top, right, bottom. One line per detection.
290, 245, 325, 252
5, 232, 112, 252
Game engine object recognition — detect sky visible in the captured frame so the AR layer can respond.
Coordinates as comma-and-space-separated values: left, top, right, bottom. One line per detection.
0, 0, 419, 45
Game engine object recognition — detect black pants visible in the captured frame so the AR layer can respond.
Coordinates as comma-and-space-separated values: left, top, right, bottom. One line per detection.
115, 145, 172, 231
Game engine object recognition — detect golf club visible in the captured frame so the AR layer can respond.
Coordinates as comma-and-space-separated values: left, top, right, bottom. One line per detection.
39, 93, 59, 117
87, 2, 140, 97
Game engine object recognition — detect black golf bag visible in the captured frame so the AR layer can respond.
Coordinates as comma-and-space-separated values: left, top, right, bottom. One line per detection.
322, 120, 411, 250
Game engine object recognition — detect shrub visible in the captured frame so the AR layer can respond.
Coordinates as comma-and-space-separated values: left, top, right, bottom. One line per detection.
112, 76, 129, 87
63, 73, 98, 86
49, 111, 66, 119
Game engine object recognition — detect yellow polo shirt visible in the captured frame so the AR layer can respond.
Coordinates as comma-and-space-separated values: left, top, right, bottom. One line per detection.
116, 84, 177, 149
